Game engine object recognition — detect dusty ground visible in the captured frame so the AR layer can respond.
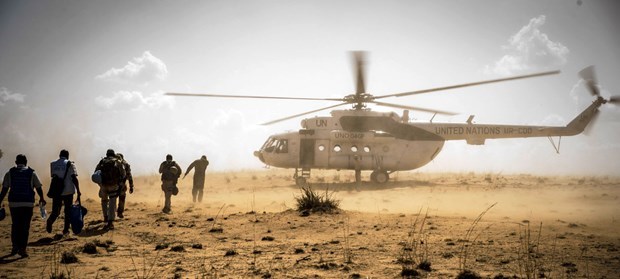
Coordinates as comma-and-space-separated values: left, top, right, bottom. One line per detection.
0, 170, 619, 278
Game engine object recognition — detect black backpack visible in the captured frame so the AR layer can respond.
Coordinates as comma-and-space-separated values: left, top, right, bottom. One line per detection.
161, 161, 178, 181
100, 157, 125, 185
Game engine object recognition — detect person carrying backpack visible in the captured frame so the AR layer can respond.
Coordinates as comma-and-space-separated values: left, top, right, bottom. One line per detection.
0, 154, 47, 258
47, 149, 81, 235
94, 149, 125, 230
159, 154, 181, 214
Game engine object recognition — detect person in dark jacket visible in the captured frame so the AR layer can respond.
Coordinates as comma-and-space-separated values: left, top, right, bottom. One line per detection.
183, 155, 209, 203
115, 153, 133, 218
159, 154, 181, 214
0, 154, 47, 258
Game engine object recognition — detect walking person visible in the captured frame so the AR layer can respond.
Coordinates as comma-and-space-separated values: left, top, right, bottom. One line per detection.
95, 149, 125, 230
115, 153, 133, 218
47, 149, 81, 235
159, 154, 181, 214
0, 154, 47, 258
183, 155, 209, 203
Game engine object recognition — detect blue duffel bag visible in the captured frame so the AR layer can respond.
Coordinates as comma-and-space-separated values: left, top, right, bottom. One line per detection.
70, 203, 88, 234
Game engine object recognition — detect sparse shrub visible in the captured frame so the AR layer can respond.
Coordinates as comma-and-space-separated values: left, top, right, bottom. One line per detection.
295, 186, 340, 214
459, 203, 496, 271
155, 243, 169, 250
129, 247, 163, 279
60, 251, 78, 264
398, 208, 431, 275
400, 267, 419, 277
417, 260, 431, 271
457, 270, 482, 279
209, 227, 223, 233
82, 242, 97, 254
170, 245, 185, 252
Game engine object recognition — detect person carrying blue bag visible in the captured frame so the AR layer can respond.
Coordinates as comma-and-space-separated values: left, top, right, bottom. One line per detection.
47, 149, 81, 235
0, 154, 47, 258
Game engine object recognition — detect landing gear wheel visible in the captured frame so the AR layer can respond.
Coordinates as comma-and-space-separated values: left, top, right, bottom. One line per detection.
295, 177, 307, 186
372, 170, 389, 184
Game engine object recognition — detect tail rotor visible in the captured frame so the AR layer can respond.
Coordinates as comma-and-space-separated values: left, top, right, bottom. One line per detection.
577, 66, 618, 135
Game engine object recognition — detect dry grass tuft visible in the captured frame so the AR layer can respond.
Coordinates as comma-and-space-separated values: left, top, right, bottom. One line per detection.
295, 186, 340, 214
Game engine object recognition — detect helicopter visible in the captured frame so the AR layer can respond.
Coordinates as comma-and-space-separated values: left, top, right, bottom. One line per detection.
167, 52, 618, 186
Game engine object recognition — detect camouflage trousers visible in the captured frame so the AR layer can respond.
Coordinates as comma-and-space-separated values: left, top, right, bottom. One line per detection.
99, 184, 120, 222
161, 180, 177, 213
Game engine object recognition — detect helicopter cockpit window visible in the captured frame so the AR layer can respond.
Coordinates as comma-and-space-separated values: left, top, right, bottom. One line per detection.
333, 145, 342, 152
276, 139, 288, 153
363, 146, 371, 153
262, 138, 276, 153
351, 145, 358, 152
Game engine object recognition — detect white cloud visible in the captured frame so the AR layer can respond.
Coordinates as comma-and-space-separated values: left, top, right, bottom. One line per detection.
95, 90, 174, 111
486, 15, 569, 75
95, 51, 168, 85
0, 87, 25, 106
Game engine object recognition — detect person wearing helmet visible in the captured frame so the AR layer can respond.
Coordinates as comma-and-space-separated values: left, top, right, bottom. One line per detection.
159, 154, 181, 214
0, 154, 47, 258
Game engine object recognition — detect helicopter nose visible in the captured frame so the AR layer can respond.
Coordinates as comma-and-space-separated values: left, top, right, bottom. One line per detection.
253, 150, 265, 163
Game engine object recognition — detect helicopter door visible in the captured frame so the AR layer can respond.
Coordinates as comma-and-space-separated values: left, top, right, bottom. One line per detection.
300, 139, 315, 167
314, 139, 329, 168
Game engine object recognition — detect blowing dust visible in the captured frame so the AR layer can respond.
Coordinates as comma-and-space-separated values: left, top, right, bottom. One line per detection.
91, 170, 620, 237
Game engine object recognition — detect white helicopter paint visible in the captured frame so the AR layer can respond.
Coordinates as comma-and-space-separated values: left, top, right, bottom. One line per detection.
169, 53, 617, 185
253, 95, 603, 185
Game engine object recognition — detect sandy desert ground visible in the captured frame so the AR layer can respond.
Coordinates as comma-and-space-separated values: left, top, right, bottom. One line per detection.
0, 170, 619, 278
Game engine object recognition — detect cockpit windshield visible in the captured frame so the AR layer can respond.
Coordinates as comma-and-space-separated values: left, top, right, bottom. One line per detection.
261, 137, 288, 153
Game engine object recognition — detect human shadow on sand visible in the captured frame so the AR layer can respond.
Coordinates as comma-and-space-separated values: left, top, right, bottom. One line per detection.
77, 223, 111, 237
0, 253, 25, 264
29, 234, 78, 247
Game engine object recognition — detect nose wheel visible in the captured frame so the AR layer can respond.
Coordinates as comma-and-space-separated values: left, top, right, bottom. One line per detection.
371, 170, 389, 184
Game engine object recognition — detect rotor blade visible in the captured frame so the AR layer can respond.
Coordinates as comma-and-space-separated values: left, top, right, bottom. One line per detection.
583, 108, 600, 136
370, 100, 458, 116
352, 51, 366, 95
261, 103, 348, 125
609, 96, 620, 104
579, 66, 600, 96
166, 92, 343, 102
374, 70, 561, 99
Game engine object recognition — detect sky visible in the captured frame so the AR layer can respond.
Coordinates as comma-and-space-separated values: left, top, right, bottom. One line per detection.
1, 0, 619, 177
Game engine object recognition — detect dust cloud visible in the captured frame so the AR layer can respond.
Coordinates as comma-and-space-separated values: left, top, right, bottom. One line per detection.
122, 170, 619, 233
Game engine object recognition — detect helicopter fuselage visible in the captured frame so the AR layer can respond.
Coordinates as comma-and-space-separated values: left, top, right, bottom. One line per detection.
254, 96, 604, 184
